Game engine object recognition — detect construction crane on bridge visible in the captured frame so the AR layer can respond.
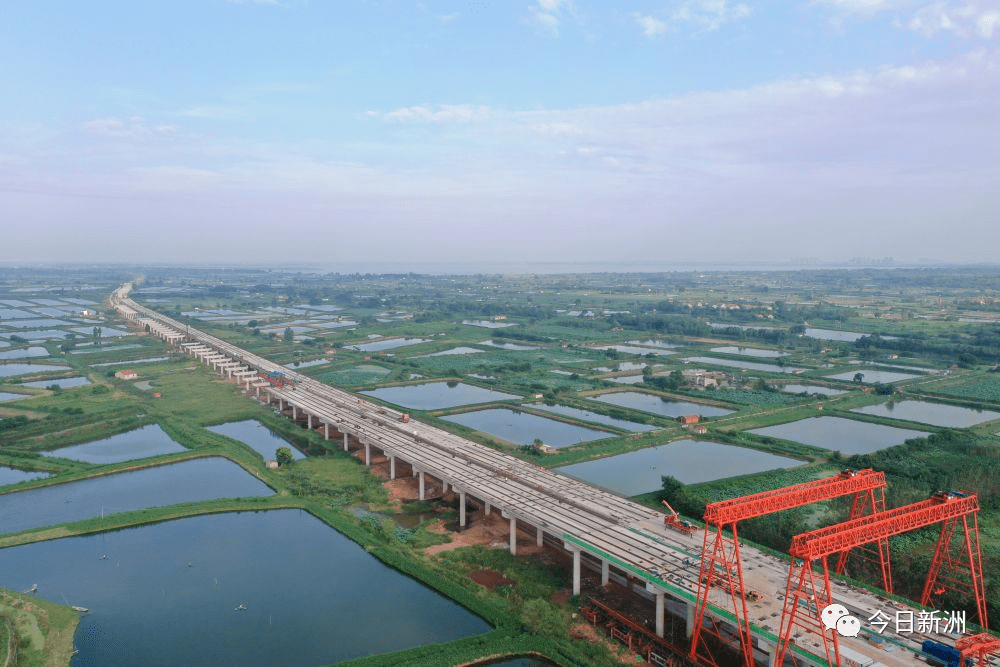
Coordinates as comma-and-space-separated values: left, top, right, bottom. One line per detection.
774, 490, 988, 667
690, 468, 888, 667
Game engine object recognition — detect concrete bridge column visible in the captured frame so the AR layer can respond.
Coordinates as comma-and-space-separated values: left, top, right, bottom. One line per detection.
686, 601, 696, 639
292, 405, 297, 420
601, 559, 610, 586
418, 471, 425, 500
758, 640, 777, 667
278, 398, 284, 411
655, 588, 665, 638
390, 455, 396, 480
537, 527, 544, 547
364, 441, 371, 466
441, 481, 448, 494
509, 517, 517, 555
571, 548, 581, 595
484, 502, 491, 515
343, 432, 349, 452
459, 491, 466, 527
324, 423, 329, 441
307, 413, 312, 430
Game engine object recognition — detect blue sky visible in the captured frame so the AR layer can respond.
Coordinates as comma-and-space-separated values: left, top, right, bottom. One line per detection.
1, 0, 997, 267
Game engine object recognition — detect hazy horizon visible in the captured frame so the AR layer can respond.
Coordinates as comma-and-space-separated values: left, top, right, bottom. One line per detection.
2, 1, 997, 266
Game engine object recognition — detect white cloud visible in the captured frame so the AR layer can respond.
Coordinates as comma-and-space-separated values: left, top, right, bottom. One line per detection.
633, 13, 668, 36
526, 0, 576, 36
378, 104, 495, 123
814, 0, 912, 14
673, 0, 751, 30
907, 1, 1000, 38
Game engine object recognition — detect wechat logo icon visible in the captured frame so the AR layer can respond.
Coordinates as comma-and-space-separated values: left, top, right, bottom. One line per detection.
822, 604, 861, 638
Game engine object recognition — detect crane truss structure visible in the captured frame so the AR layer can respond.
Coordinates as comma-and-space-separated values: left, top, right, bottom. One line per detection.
774, 491, 986, 667
957, 633, 1000, 667
690, 469, 888, 667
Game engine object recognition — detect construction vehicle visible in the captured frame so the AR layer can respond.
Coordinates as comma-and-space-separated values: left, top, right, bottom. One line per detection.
401, 413, 410, 423
661, 500, 698, 535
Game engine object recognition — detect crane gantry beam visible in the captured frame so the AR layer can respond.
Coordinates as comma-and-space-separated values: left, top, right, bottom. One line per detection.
774, 491, 986, 667
690, 469, 888, 667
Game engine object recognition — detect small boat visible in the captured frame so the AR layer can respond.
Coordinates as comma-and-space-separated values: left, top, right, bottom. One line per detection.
71, 606, 89, 613
25, 584, 38, 594
234, 603, 247, 612
99, 554, 109, 560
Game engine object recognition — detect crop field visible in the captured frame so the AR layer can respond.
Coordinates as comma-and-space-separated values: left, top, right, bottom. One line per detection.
934, 377, 1000, 404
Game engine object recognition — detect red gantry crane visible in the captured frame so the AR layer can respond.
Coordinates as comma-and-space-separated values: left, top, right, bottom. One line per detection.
690, 469, 888, 667
774, 490, 987, 667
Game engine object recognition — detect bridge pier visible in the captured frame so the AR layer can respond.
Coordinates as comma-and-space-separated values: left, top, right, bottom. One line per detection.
601, 559, 610, 586
484, 502, 491, 516
292, 405, 297, 420
419, 471, 425, 500
324, 423, 329, 441
343, 432, 348, 452
459, 491, 466, 527
571, 547, 581, 595
655, 587, 665, 638
537, 526, 544, 547
364, 441, 371, 466
510, 517, 517, 555
390, 455, 396, 480
758, 640, 778, 667
686, 600, 696, 639
307, 413, 312, 430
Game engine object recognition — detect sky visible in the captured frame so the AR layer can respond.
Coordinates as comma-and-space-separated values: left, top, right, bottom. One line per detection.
1, 0, 998, 269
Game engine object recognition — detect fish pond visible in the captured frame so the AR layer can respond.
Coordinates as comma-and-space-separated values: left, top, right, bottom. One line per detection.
708, 346, 787, 358
0, 457, 273, 536
778, 384, 847, 396
41, 424, 187, 464
825, 369, 921, 384
347, 337, 430, 352
0, 466, 50, 486
851, 400, 1000, 428
21, 376, 92, 389
529, 403, 657, 432
207, 420, 303, 460
0, 510, 491, 667
591, 391, 734, 419
748, 416, 930, 455
0, 363, 71, 378
682, 356, 803, 374
362, 382, 520, 410
555, 440, 802, 496
442, 408, 614, 448
0, 391, 30, 402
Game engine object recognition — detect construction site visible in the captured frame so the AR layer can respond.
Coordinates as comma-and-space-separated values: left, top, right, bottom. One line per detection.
113, 283, 1000, 667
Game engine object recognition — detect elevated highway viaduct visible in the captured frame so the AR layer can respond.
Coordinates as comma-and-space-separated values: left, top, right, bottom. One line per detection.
112, 284, 968, 667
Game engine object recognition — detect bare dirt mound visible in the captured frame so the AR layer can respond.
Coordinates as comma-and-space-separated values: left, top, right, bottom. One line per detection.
468, 569, 517, 589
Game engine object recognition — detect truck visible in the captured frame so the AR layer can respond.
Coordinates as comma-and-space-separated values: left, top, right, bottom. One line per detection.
661, 500, 698, 535
921, 640, 973, 667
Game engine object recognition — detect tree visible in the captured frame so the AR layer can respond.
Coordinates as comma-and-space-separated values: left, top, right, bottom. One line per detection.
853, 372, 865, 384
275, 447, 294, 466
284, 327, 294, 342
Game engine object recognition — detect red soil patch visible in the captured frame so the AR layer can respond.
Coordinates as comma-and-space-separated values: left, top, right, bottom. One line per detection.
469, 569, 517, 589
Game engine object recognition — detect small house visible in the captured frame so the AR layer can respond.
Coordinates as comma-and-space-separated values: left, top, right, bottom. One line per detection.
115, 370, 138, 380
679, 415, 700, 425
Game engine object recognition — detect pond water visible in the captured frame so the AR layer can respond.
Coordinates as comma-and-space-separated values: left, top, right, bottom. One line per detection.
528, 403, 657, 432
0, 391, 31, 402
89, 356, 171, 367
42, 424, 187, 464
442, 408, 614, 448
778, 384, 847, 396
682, 356, 803, 374
825, 369, 921, 384
0, 345, 49, 360
0, 466, 50, 486
593, 362, 647, 372
71, 344, 144, 355
591, 392, 734, 418
0, 363, 71, 378
0, 457, 273, 536
207, 420, 304, 460
607, 375, 646, 385
804, 328, 897, 342
625, 340, 678, 349
347, 337, 430, 352
594, 345, 674, 356
555, 440, 802, 496
362, 382, 520, 409
708, 346, 787, 358
21, 376, 92, 389
0, 510, 490, 667
748, 416, 930, 455
417, 346, 484, 357
851, 400, 1000, 428
479, 340, 539, 351
462, 319, 517, 328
